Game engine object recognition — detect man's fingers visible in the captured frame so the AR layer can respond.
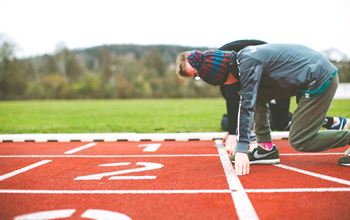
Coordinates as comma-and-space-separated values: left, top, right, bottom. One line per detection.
234, 152, 249, 176
235, 163, 242, 175
236, 165, 249, 176
242, 164, 246, 175
243, 163, 250, 175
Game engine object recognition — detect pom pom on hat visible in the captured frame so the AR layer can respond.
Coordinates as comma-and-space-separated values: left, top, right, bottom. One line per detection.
187, 50, 204, 70
187, 49, 233, 85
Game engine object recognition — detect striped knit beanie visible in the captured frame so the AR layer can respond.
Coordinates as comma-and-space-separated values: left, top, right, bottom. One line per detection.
187, 49, 233, 85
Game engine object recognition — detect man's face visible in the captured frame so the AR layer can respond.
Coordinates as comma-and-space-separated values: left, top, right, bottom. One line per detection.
184, 61, 197, 78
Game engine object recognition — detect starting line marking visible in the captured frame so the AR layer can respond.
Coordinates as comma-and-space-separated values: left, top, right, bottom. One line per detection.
0, 160, 52, 181
64, 143, 97, 154
1, 187, 349, 194
275, 164, 350, 186
0, 189, 230, 194
215, 140, 259, 220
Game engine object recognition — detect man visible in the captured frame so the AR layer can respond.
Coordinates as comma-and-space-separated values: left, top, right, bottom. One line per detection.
176, 40, 280, 164
216, 42, 350, 134
183, 44, 350, 175
177, 40, 349, 165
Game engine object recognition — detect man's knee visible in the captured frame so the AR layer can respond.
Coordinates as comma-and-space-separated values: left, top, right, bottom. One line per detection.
289, 135, 308, 152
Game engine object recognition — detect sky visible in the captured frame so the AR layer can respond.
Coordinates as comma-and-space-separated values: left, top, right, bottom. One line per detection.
0, 0, 349, 59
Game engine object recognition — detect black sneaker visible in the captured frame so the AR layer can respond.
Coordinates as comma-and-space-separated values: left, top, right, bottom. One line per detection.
230, 144, 280, 164
338, 148, 350, 166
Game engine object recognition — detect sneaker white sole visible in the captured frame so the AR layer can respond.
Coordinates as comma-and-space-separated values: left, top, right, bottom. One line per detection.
250, 159, 280, 164
344, 119, 350, 130
339, 163, 350, 166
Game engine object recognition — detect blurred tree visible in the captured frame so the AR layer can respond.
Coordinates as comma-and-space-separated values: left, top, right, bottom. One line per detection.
54, 46, 85, 82
335, 60, 350, 82
114, 73, 132, 98
0, 34, 29, 99
96, 48, 113, 83
2, 42, 349, 100
133, 73, 153, 98
142, 48, 165, 76
40, 73, 70, 99
71, 72, 104, 98
42, 55, 60, 74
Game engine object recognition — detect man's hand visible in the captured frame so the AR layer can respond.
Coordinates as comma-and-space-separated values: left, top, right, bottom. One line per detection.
224, 134, 237, 155
222, 132, 229, 145
234, 152, 250, 175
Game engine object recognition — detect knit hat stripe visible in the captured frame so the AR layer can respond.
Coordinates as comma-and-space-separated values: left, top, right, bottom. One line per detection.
187, 50, 204, 70
210, 50, 225, 78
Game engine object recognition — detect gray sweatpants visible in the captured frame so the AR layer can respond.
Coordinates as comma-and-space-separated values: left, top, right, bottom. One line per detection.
255, 74, 350, 152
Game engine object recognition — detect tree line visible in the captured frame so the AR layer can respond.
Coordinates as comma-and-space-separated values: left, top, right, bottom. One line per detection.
1, 36, 350, 100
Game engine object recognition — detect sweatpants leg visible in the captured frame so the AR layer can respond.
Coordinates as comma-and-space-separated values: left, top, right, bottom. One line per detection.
289, 75, 350, 152
269, 97, 291, 131
254, 96, 272, 143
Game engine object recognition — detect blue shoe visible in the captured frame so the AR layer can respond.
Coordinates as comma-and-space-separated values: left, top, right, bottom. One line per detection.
330, 117, 350, 130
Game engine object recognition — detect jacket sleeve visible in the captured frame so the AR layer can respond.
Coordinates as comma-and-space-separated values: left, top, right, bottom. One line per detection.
218, 41, 267, 136
236, 57, 263, 153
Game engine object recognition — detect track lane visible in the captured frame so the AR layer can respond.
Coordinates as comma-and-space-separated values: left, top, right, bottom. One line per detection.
1, 140, 349, 219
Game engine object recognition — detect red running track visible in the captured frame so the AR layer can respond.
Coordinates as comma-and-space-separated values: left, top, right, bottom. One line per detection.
0, 140, 349, 219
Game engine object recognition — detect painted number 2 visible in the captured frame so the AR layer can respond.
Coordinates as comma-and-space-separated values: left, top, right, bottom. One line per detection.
138, 143, 161, 152
15, 209, 131, 220
75, 162, 163, 180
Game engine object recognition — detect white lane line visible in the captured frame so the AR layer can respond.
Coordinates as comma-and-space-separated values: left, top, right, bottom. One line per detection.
0, 152, 343, 158
1, 188, 349, 195
0, 160, 52, 181
215, 140, 259, 220
64, 143, 97, 154
280, 152, 343, 156
246, 187, 350, 193
0, 189, 230, 194
0, 154, 218, 158
275, 164, 350, 186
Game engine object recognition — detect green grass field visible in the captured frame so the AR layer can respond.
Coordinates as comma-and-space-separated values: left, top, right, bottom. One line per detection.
0, 99, 349, 134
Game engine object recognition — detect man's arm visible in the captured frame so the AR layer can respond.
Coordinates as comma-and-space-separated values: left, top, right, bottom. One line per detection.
219, 40, 266, 141
236, 58, 264, 153
234, 56, 263, 176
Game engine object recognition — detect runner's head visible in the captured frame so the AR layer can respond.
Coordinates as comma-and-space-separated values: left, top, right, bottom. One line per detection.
175, 51, 198, 78
186, 49, 235, 85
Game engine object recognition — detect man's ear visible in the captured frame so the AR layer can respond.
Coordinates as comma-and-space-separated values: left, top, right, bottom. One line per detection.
224, 73, 239, 85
